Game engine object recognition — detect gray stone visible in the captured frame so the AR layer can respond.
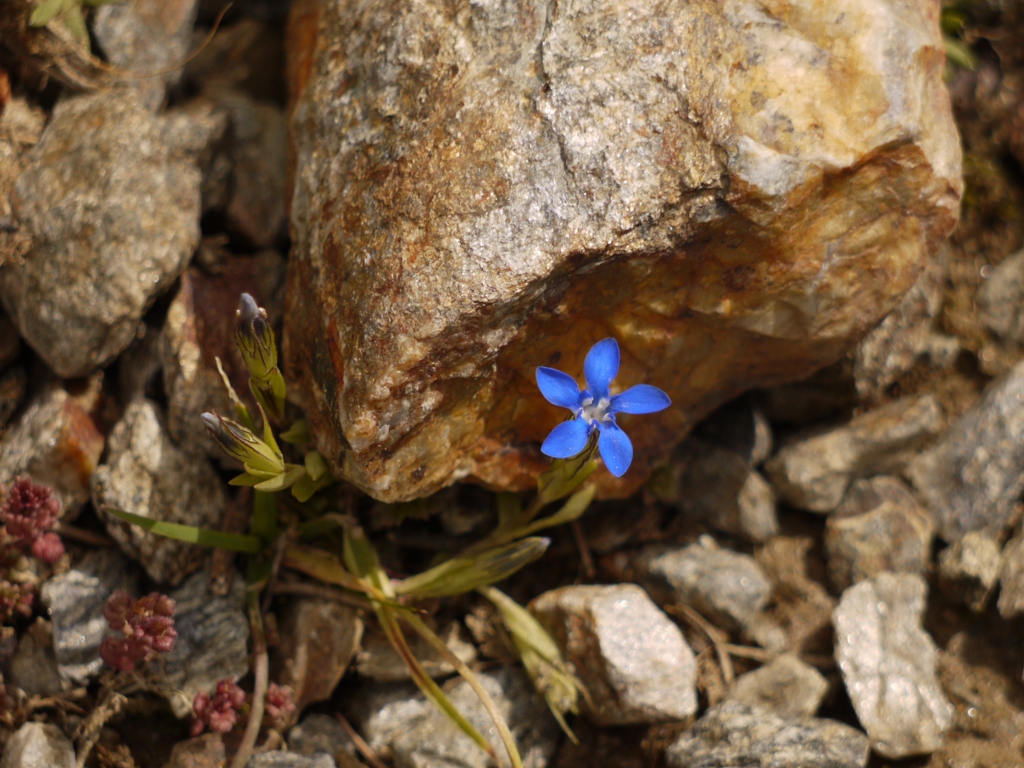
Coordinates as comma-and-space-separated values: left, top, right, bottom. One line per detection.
765, 395, 944, 513
907, 361, 1024, 542
694, 401, 774, 467
529, 583, 697, 725
978, 248, 1024, 343
0, 722, 75, 768
0, 91, 201, 377
728, 654, 829, 720
833, 573, 953, 758
247, 754, 336, 768
0, 386, 104, 519
216, 91, 288, 247
937, 531, 1003, 612
39, 548, 138, 687
277, 599, 363, 711
357, 667, 559, 768
288, 714, 361, 768
636, 537, 773, 630
92, 399, 226, 585
284, 0, 961, 503
666, 702, 869, 768
650, 438, 778, 542
997, 526, 1024, 619
8, 619, 62, 697
824, 476, 934, 591
93, 0, 200, 111
162, 569, 250, 718
854, 248, 959, 401
161, 99, 232, 214
356, 621, 475, 682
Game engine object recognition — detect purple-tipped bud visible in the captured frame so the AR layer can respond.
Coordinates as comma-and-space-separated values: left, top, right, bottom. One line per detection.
201, 411, 285, 475
235, 293, 276, 380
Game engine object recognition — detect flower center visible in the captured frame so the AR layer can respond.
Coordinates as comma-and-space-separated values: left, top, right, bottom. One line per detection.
579, 396, 612, 427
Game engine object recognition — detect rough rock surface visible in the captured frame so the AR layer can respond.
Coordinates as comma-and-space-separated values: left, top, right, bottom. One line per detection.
0, 92, 201, 378
356, 668, 559, 768
93, 0, 200, 111
356, 621, 476, 681
650, 438, 778, 542
162, 569, 250, 718
0, 386, 103, 519
276, 599, 363, 711
978, 248, 1024, 343
39, 548, 138, 687
833, 573, 953, 758
529, 583, 697, 725
247, 754, 336, 768
764, 395, 943, 512
728, 654, 829, 720
824, 476, 934, 591
288, 715, 362, 768
996, 526, 1024, 619
0, 722, 75, 768
666, 702, 870, 768
163, 734, 226, 768
284, 0, 962, 502
636, 537, 772, 630
9, 619, 62, 697
92, 399, 226, 585
937, 531, 1003, 612
907, 361, 1024, 542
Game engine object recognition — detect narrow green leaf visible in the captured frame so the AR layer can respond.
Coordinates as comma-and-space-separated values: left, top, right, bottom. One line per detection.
282, 545, 370, 595
229, 472, 265, 487
394, 538, 550, 598
215, 356, 254, 429
29, 0, 65, 27
104, 507, 263, 553
291, 475, 317, 502
251, 490, 278, 543
515, 485, 596, 538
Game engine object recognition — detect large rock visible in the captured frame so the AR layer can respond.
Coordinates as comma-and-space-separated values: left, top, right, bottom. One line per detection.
0, 91, 201, 378
907, 361, 1024, 542
284, 0, 961, 501
833, 573, 953, 758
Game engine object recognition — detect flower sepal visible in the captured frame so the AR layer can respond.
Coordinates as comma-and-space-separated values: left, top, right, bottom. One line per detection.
536, 432, 599, 505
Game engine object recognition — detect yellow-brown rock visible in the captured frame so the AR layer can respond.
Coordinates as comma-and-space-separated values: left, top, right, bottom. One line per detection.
285, 0, 962, 501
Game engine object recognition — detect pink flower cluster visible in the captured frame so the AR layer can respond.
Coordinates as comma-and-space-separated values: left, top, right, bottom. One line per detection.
99, 591, 177, 672
191, 680, 296, 736
1, 477, 64, 564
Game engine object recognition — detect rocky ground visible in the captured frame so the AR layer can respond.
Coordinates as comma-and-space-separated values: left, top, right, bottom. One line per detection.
0, 1, 1022, 768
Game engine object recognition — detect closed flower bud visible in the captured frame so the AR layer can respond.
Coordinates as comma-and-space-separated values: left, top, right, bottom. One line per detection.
201, 412, 285, 475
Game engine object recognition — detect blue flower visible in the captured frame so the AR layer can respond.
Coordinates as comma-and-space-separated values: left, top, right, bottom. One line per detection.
535, 338, 671, 477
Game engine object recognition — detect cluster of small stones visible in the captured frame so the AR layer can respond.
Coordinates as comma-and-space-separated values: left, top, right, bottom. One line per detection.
2, 0, 1024, 767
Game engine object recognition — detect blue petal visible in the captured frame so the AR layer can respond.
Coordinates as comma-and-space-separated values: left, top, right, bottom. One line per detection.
584, 338, 620, 395
541, 418, 590, 458
611, 384, 671, 415
598, 422, 633, 477
536, 367, 581, 410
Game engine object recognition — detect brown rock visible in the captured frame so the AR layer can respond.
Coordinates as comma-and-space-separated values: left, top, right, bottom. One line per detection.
824, 476, 934, 592
0, 386, 104, 519
163, 734, 226, 768
276, 599, 362, 712
284, 0, 961, 501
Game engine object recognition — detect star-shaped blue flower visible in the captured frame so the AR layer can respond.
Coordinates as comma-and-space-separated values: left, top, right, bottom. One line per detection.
536, 338, 671, 477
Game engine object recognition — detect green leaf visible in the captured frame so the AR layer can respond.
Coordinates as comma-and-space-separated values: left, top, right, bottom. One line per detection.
253, 464, 306, 493
282, 544, 371, 595
304, 451, 329, 482
229, 472, 265, 487
29, 0, 66, 27
251, 490, 278, 543
291, 475, 317, 503
394, 538, 550, 598
104, 507, 263, 553
279, 420, 310, 445
62, 1, 88, 44
514, 485, 595, 538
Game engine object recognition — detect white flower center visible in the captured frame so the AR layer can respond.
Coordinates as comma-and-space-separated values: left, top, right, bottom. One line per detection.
579, 396, 612, 427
